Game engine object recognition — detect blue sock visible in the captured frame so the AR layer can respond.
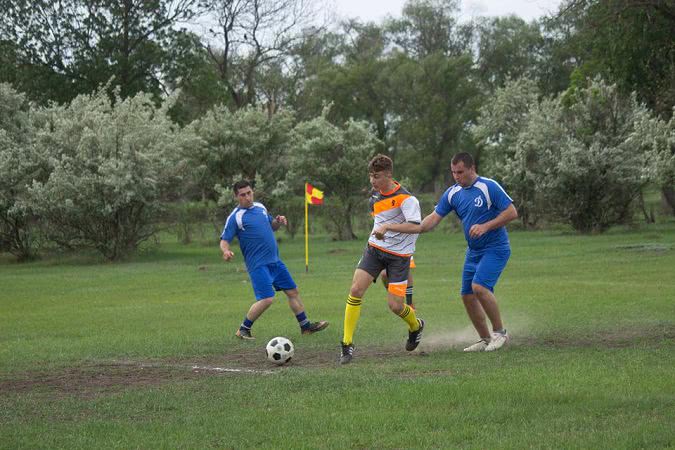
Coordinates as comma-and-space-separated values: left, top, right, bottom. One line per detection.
296, 312, 309, 330
241, 317, 254, 330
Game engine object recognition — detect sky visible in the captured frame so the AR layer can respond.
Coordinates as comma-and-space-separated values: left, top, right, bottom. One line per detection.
331, 0, 564, 23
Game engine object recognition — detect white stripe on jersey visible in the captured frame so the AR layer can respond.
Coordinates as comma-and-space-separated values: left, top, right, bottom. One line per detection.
481, 177, 513, 202
226, 202, 269, 231
446, 185, 462, 206
474, 181, 492, 210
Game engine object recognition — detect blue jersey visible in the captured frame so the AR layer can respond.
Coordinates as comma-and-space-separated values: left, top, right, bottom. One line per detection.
435, 177, 513, 250
221, 202, 279, 270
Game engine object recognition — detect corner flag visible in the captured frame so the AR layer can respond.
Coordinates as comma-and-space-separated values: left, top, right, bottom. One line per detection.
304, 182, 324, 272
306, 183, 324, 205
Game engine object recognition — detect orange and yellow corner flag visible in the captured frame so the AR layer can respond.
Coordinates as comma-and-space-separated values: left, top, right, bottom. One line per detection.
305, 183, 324, 205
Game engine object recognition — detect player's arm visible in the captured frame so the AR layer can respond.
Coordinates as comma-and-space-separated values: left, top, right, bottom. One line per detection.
372, 211, 444, 239
220, 239, 235, 261
469, 204, 518, 238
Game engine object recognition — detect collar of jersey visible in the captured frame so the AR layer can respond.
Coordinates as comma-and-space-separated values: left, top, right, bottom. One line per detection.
379, 181, 401, 196
462, 176, 480, 189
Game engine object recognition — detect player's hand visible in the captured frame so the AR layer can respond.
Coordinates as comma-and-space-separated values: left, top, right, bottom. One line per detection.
469, 223, 488, 238
275, 215, 288, 226
222, 249, 235, 261
372, 226, 387, 240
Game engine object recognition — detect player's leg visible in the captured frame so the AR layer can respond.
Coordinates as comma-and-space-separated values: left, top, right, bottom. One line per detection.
340, 247, 381, 364
272, 261, 329, 335
460, 251, 492, 351
379, 267, 416, 308
285, 287, 329, 335
344, 268, 373, 344
471, 285, 503, 331
461, 293, 492, 351
236, 265, 275, 340
384, 254, 424, 350
472, 247, 511, 351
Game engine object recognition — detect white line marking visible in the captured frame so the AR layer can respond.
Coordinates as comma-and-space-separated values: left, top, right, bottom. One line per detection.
191, 365, 274, 375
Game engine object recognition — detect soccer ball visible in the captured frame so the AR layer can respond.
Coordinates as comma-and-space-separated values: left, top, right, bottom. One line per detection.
266, 337, 294, 365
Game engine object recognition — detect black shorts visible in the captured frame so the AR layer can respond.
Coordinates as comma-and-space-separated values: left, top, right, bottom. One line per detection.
357, 245, 411, 285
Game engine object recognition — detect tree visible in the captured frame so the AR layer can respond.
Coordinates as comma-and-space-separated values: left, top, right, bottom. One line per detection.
550, 0, 675, 213
163, 30, 230, 125
474, 16, 545, 92
293, 22, 391, 142
27, 88, 198, 260
553, 0, 674, 117
201, 0, 321, 110
289, 112, 382, 240
386, 52, 480, 193
0, 0, 203, 104
385, 0, 472, 58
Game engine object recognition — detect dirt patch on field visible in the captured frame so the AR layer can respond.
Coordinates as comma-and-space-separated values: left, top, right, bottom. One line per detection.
1, 326, 672, 398
519, 324, 675, 349
0, 345, 421, 398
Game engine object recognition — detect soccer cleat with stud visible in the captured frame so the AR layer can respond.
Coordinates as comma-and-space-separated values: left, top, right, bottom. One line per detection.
301, 320, 329, 335
405, 318, 425, 351
485, 331, 509, 351
235, 328, 255, 340
463, 338, 489, 352
339, 342, 354, 365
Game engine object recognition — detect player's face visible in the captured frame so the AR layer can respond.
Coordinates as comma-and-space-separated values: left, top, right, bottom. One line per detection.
369, 170, 393, 192
451, 161, 476, 187
235, 186, 254, 208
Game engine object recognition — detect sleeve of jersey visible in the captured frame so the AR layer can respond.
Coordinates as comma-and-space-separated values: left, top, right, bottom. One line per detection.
489, 180, 513, 212
401, 196, 421, 224
220, 214, 237, 242
434, 189, 452, 217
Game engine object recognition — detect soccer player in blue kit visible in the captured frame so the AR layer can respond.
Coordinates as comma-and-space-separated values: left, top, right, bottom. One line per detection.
373, 152, 518, 352
220, 180, 328, 340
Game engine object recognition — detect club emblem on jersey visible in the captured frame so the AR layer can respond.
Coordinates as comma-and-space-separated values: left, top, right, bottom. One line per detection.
474, 196, 483, 207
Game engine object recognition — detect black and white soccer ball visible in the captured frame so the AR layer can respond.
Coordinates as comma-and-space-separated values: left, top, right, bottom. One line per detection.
266, 336, 294, 365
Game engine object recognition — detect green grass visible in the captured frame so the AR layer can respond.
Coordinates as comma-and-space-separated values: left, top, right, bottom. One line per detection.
1, 224, 674, 449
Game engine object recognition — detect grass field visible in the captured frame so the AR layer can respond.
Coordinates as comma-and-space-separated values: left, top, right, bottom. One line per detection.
1, 224, 674, 449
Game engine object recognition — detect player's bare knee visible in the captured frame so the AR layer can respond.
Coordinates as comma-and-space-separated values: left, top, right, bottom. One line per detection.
284, 288, 299, 299
387, 300, 403, 314
350, 283, 366, 298
257, 297, 274, 308
462, 293, 476, 304
471, 283, 491, 300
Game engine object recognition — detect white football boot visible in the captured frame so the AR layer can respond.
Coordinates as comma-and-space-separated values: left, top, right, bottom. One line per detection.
485, 331, 509, 351
463, 338, 490, 352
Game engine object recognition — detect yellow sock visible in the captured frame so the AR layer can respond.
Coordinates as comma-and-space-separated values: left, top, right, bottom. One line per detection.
343, 295, 362, 345
397, 304, 420, 331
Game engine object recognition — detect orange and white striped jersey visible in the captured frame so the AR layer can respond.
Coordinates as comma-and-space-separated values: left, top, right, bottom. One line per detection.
367, 182, 421, 257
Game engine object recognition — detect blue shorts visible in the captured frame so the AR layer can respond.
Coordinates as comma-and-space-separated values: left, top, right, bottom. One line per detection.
248, 261, 297, 301
461, 246, 511, 295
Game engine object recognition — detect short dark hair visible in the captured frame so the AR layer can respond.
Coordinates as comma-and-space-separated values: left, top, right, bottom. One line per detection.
451, 152, 475, 168
368, 154, 393, 174
232, 180, 252, 194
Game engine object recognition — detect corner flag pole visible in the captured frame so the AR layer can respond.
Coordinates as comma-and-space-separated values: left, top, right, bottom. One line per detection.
304, 182, 309, 273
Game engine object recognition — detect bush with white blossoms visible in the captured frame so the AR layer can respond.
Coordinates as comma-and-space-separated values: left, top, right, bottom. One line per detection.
27, 88, 200, 260
476, 77, 663, 232
0, 83, 47, 260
